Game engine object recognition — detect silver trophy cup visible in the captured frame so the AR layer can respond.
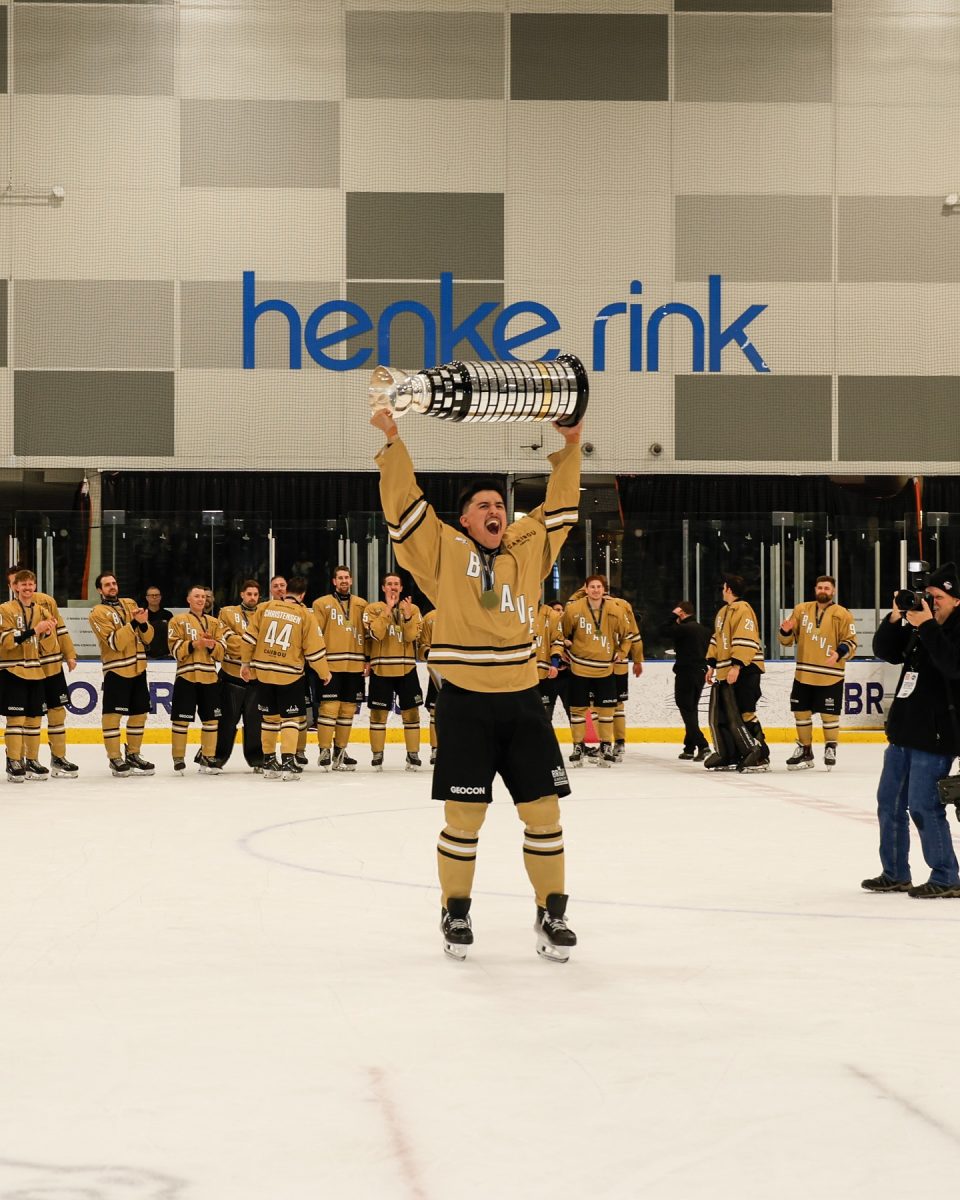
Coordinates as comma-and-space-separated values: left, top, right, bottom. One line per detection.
369, 354, 589, 427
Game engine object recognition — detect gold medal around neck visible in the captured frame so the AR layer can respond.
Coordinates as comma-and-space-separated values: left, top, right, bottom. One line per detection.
480, 588, 499, 609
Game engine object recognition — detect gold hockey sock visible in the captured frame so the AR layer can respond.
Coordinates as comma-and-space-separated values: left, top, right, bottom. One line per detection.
614, 701, 626, 743
171, 723, 189, 761
261, 718, 280, 758
369, 717, 387, 755
438, 800, 487, 906
569, 706, 587, 744
23, 718, 42, 760
46, 706, 68, 758
317, 701, 338, 751
279, 720, 299, 756
795, 712, 814, 747
296, 719, 307, 754
5, 724, 24, 762
102, 713, 122, 761
200, 722, 218, 758
401, 707, 420, 754
822, 716, 840, 743
595, 705, 616, 746
517, 795, 564, 908
126, 718, 146, 755
335, 702, 357, 750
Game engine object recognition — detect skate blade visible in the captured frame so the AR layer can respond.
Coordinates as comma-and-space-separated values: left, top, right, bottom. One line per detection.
786, 762, 814, 771
281, 773, 302, 783
262, 774, 282, 783
443, 942, 469, 961
405, 764, 420, 772
536, 936, 571, 964
6, 776, 25, 784
739, 764, 770, 774
51, 772, 78, 780
25, 776, 49, 783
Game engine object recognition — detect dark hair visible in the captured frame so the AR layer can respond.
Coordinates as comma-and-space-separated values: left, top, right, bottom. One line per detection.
585, 574, 608, 589
333, 564, 352, 576
816, 575, 836, 586
186, 584, 207, 597
676, 600, 695, 616
145, 584, 161, 593
382, 572, 402, 586
95, 573, 117, 591
458, 478, 506, 515
722, 573, 745, 599
240, 579, 260, 592
13, 569, 36, 585
288, 575, 308, 595
270, 574, 286, 584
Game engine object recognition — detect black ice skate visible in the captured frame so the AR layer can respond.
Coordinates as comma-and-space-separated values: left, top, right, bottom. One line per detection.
613, 740, 626, 762
23, 758, 50, 782
786, 743, 815, 771
568, 743, 585, 767
703, 750, 734, 770
597, 743, 615, 768
280, 754, 302, 782
124, 750, 155, 776
50, 755, 79, 779
371, 751, 384, 771
198, 755, 222, 775
535, 893, 577, 964
111, 756, 134, 777
440, 897, 473, 961
332, 747, 356, 772
405, 752, 422, 771
317, 747, 332, 771
261, 757, 282, 782
6, 757, 25, 783
824, 742, 838, 770
295, 751, 309, 767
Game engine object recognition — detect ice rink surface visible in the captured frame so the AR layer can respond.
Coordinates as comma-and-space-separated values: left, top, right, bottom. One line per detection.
2, 741, 959, 1200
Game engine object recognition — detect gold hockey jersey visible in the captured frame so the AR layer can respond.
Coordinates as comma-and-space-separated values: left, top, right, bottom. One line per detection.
568, 588, 644, 676
0, 594, 76, 679
534, 604, 563, 679
778, 600, 858, 687
418, 609, 436, 660
378, 436, 579, 693
168, 611, 226, 683
89, 598, 154, 677
364, 601, 422, 676
241, 599, 329, 686
708, 599, 765, 680
562, 595, 632, 678
218, 603, 259, 680
312, 593, 367, 673
0, 599, 50, 680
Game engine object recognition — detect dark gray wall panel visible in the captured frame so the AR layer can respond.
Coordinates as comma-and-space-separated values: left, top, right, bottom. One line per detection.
677, 1, 831, 11
677, 195, 832, 281
511, 14, 668, 101
181, 100, 339, 188
676, 375, 832, 459
0, 8, 7, 95
14, 371, 174, 455
347, 193, 503, 281
838, 197, 960, 283
13, 4, 175, 95
676, 15, 832, 101
14, 281, 174, 369
346, 12, 503, 99
346, 282, 504, 371
839, 377, 960, 460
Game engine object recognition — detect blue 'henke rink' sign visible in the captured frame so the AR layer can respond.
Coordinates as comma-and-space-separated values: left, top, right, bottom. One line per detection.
240, 272, 770, 374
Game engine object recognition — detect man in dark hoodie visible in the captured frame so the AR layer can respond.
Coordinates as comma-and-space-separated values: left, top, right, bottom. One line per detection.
864, 562, 960, 898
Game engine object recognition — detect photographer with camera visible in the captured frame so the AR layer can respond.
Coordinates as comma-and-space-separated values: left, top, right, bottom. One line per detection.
863, 562, 960, 898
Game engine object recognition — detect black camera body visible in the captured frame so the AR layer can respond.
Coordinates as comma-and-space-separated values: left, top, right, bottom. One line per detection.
895, 559, 932, 614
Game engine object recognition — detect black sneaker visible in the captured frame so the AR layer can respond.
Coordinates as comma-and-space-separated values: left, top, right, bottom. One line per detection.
405, 752, 422, 771
124, 751, 155, 776
110, 756, 134, 777
6, 757, 25, 784
441, 897, 473, 960
568, 743, 584, 767
332, 746, 356, 772
371, 751, 384, 771
678, 750, 695, 760
23, 758, 50, 782
908, 881, 960, 898
861, 873, 912, 893
535, 893, 577, 964
786, 743, 815, 770
317, 747, 332, 771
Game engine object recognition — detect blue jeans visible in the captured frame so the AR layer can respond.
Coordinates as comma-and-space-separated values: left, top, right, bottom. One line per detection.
876, 744, 960, 885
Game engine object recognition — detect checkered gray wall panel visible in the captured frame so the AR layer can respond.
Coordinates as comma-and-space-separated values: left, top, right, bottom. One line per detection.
0, 0, 958, 475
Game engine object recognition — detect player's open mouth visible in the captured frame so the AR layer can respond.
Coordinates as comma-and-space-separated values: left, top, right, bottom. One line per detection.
485, 517, 501, 534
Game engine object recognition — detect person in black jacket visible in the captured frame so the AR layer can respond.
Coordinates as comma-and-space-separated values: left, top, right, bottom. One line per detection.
659, 601, 712, 761
865, 561, 960, 898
